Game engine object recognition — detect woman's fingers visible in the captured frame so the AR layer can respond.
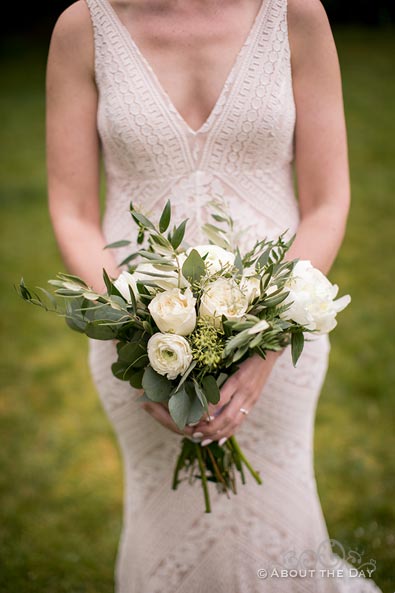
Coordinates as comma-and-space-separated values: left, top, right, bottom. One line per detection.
140, 402, 195, 437
192, 390, 252, 439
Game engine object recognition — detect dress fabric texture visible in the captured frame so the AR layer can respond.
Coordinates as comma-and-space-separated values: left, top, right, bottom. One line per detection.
85, 0, 382, 591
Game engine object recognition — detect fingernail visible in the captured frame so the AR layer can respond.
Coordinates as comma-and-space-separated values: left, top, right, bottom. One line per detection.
201, 439, 213, 447
191, 437, 202, 443
187, 421, 200, 427
206, 415, 215, 422
193, 432, 204, 438
218, 437, 228, 446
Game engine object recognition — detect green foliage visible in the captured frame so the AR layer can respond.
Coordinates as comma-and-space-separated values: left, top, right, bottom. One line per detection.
141, 366, 173, 402
181, 249, 206, 284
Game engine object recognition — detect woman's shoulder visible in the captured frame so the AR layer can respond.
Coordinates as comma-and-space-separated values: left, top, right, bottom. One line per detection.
287, 0, 336, 69
287, 0, 330, 28
49, 1, 94, 73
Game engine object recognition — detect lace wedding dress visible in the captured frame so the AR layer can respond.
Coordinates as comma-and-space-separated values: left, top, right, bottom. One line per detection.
85, 0, 382, 591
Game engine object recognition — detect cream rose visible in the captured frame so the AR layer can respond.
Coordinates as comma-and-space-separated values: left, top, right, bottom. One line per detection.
148, 288, 197, 336
199, 278, 249, 328
187, 244, 235, 274
280, 260, 351, 334
147, 333, 193, 380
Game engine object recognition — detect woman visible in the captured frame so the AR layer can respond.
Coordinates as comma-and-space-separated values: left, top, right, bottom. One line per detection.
46, 0, 382, 591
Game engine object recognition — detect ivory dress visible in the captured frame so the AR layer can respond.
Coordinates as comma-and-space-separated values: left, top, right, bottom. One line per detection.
85, 0, 382, 591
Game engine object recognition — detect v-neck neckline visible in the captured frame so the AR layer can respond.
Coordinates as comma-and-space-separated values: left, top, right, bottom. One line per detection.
100, 0, 268, 136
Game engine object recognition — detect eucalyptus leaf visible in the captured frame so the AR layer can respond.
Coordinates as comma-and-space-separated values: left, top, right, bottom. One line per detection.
168, 386, 193, 429
186, 395, 205, 425
202, 375, 220, 405
85, 321, 118, 340
142, 366, 173, 402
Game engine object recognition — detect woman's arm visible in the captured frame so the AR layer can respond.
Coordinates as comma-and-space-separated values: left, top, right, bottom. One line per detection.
192, 0, 350, 443
46, 1, 120, 294
286, 0, 350, 273
46, 2, 196, 438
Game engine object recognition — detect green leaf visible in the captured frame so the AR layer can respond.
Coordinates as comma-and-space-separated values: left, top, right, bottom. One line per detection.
159, 199, 171, 233
104, 240, 131, 250
182, 249, 206, 284
168, 386, 193, 429
142, 366, 173, 402
170, 219, 188, 249
216, 373, 229, 388
234, 248, 243, 274
102, 268, 113, 294
186, 395, 205, 425
118, 341, 148, 368
291, 331, 304, 367
85, 321, 118, 340
131, 210, 156, 230
193, 381, 209, 415
212, 214, 229, 224
119, 252, 140, 266
129, 368, 145, 388
57, 273, 89, 287
202, 375, 220, 405
175, 360, 197, 392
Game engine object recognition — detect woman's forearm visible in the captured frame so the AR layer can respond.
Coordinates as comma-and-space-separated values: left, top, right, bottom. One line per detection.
51, 214, 121, 294
286, 201, 350, 275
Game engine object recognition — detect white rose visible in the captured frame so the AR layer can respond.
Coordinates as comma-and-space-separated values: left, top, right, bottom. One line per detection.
147, 333, 193, 380
113, 271, 139, 302
148, 288, 197, 336
199, 278, 249, 328
280, 260, 351, 334
187, 244, 235, 274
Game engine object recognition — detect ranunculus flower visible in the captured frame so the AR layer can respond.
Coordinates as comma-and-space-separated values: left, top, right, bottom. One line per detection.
147, 333, 193, 380
280, 260, 351, 334
148, 288, 197, 336
187, 244, 235, 274
199, 278, 249, 328
113, 271, 139, 302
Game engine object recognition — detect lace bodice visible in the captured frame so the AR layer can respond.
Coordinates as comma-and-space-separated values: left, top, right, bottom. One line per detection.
86, 0, 298, 260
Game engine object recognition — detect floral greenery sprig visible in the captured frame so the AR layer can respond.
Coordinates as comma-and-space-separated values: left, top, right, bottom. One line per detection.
18, 198, 350, 512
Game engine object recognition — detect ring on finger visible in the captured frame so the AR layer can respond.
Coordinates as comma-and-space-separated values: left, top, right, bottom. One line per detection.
239, 407, 249, 415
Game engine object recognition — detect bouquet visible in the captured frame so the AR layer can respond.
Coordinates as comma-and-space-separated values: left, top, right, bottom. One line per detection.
19, 199, 350, 512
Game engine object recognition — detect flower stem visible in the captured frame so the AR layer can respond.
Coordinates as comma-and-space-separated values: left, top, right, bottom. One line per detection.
195, 444, 211, 513
229, 436, 263, 485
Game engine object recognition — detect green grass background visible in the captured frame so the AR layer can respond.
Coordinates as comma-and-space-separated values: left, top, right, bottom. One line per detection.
0, 27, 394, 592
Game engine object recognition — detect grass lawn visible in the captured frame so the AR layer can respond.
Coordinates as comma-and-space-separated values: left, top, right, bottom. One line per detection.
1, 27, 394, 592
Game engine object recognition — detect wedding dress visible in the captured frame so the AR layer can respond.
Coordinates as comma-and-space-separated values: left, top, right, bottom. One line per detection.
84, 0, 382, 591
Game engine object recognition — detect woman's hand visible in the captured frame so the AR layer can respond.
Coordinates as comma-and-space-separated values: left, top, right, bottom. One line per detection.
139, 399, 196, 439
188, 351, 281, 446
138, 350, 281, 441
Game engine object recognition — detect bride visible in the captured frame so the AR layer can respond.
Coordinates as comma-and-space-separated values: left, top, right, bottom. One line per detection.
45, 0, 382, 591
